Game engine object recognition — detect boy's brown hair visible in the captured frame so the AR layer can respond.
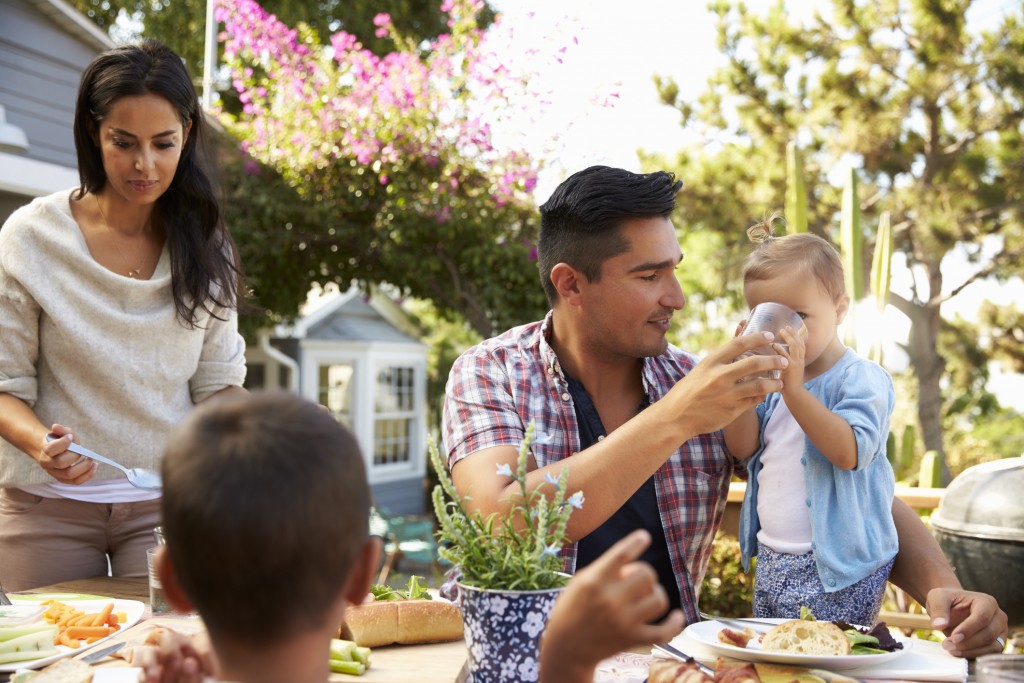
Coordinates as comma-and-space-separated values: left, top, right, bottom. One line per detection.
160, 391, 370, 644
743, 211, 846, 301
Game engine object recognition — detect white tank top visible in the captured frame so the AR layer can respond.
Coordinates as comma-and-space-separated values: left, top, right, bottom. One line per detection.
755, 397, 813, 554
20, 478, 158, 503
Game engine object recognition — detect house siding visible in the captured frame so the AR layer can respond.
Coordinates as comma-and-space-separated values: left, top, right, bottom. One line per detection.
0, 0, 98, 170
372, 477, 427, 516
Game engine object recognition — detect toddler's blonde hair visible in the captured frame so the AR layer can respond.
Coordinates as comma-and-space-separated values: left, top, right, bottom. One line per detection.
743, 210, 847, 301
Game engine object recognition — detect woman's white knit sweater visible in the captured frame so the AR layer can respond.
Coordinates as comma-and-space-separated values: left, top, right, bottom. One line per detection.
0, 190, 246, 488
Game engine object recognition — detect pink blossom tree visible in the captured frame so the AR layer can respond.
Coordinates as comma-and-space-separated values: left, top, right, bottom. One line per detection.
217, 0, 569, 335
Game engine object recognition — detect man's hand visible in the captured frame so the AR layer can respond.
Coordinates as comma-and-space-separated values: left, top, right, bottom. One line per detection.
539, 530, 684, 683
926, 587, 1008, 658
667, 332, 786, 437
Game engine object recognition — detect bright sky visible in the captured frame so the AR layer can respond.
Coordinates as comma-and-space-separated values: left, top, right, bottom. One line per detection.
491, 0, 1024, 411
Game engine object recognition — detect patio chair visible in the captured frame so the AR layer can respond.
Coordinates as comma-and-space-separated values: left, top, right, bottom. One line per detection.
371, 507, 440, 584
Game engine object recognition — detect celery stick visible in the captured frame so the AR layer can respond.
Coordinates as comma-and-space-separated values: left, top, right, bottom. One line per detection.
0, 623, 57, 641
329, 659, 366, 676
354, 646, 371, 666
0, 626, 60, 662
329, 639, 357, 661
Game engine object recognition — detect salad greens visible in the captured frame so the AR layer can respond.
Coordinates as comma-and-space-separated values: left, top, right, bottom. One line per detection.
797, 606, 904, 654
369, 575, 432, 601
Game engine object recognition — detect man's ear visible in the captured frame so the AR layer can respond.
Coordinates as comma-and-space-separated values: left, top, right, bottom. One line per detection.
343, 536, 383, 607
835, 294, 851, 325
155, 545, 195, 614
550, 263, 584, 305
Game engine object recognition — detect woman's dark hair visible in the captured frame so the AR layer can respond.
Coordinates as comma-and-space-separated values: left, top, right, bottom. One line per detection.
537, 165, 682, 306
73, 39, 244, 327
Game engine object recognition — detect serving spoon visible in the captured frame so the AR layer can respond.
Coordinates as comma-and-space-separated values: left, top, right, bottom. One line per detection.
45, 434, 162, 491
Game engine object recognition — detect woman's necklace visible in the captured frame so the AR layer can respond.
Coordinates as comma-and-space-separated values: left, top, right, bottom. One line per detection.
94, 194, 146, 279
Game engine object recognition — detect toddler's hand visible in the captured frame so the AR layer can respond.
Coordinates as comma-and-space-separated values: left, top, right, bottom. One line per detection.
776, 326, 805, 389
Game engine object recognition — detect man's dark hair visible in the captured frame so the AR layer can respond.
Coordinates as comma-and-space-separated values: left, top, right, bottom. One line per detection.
160, 391, 370, 644
537, 166, 682, 306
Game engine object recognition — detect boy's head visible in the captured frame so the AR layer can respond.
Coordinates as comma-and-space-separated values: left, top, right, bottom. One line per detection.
538, 165, 682, 307
158, 391, 377, 645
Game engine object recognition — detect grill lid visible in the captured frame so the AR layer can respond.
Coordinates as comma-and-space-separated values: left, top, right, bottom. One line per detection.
931, 456, 1024, 542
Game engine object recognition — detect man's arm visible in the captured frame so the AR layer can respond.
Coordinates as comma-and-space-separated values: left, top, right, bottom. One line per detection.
450, 333, 786, 541
890, 498, 1008, 657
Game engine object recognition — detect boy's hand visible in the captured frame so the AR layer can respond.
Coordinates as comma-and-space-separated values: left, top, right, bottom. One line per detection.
775, 326, 806, 390
136, 627, 218, 683
540, 530, 684, 683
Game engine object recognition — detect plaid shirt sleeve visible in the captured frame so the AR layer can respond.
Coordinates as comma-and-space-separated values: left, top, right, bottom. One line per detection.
443, 341, 528, 469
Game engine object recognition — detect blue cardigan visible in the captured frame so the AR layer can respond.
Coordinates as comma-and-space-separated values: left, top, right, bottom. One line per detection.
738, 349, 899, 592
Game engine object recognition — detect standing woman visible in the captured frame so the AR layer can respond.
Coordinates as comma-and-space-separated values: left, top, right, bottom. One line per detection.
0, 40, 247, 590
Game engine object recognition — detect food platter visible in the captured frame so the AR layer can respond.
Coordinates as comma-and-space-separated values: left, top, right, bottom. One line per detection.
0, 594, 145, 673
682, 618, 911, 670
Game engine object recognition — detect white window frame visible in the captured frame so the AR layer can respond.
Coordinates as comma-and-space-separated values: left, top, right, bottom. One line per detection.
301, 341, 426, 485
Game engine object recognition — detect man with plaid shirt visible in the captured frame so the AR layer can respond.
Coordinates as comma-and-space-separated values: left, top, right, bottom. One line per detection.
443, 166, 1008, 656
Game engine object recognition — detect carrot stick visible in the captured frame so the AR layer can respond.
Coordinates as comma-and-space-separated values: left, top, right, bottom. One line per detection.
65, 626, 114, 639
67, 614, 91, 627
92, 603, 114, 627
59, 632, 81, 648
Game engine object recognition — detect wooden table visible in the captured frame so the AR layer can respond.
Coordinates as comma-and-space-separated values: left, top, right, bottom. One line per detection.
11, 576, 469, 683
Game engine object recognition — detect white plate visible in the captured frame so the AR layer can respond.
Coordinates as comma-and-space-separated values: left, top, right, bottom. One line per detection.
0, 594, 145, 672
0, 605, 46, 627
682, 618, 911, 670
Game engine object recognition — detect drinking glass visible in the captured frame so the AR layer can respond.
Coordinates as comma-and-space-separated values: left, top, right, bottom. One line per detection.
147, 547, 171, 615
735, 302, 807, 379
976, 654, 1024, 683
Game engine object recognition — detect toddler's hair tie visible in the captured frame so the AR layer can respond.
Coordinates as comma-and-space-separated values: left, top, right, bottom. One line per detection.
747, 210, 786, 244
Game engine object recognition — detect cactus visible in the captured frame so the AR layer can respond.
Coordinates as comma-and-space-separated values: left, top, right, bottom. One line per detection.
840, 167, 864, 302
785, 141, 808, 233
840, 167, 863, 348
919, 450, 942, 488
868, 211, 893, 363
899, 424, 917, 477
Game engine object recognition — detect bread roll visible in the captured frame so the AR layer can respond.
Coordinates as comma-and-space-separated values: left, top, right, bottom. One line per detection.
760, 619, 850, 656
341, 599, 463, 647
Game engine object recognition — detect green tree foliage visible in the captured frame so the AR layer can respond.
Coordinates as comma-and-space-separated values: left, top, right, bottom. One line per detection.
214, 0, 554, 337
67, 0, 492, 81
652, 0, 1024, 477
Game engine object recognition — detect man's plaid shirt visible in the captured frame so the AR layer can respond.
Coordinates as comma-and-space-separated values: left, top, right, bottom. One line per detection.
442, 311, 741, 623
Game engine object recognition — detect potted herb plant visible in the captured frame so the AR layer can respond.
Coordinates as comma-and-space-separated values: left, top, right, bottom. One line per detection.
430, 423, 584, 683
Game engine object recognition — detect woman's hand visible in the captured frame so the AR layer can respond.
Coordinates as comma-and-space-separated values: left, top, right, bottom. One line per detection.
34, 424, 97, 485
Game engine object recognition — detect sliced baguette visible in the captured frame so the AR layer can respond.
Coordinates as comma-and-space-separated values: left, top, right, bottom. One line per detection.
760, 619, 850, 656
341, 599, 463, 647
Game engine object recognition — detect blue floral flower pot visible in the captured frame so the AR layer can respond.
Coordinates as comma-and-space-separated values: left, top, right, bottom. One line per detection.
458, 582, 564, 683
